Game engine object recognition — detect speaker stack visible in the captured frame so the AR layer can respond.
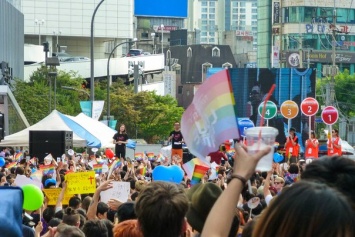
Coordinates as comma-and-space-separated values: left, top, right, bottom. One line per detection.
29, 131, 73, 163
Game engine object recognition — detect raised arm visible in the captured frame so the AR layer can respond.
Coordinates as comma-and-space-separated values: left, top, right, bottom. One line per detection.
201, 143, 270, 237
87, 180, 113, 220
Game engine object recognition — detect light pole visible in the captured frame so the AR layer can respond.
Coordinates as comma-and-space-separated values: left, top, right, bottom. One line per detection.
106, 39, 137, 125
62, 86, 90, 98
90, 0, 105, 105
35, 19, 45, 45
53, 31, 61, 54
151, 32, 156, 54
161, 24, 164, 54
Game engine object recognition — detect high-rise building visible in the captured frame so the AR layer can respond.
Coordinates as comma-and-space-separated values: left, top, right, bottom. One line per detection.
269, 0, 355, 73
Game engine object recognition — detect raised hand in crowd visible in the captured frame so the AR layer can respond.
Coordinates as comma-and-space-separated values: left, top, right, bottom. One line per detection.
87, 179, 113, 220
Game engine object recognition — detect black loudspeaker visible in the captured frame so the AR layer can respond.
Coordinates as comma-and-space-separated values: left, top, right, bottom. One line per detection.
29, 131, 73, 163
183, 147, 193, 164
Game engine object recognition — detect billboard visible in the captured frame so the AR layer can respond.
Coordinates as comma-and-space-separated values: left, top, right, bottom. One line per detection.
134, 0, 188, 18
229, 68, 316, 150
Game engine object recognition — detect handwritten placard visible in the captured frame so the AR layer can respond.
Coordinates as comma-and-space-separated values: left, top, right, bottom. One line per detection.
43, 189, 74, 205
100, 181, 130, 203
65, 171, 96, 194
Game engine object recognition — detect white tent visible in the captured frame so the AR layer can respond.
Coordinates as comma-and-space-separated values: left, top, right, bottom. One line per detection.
0, 110, 88, 147
66, 113, 117, 148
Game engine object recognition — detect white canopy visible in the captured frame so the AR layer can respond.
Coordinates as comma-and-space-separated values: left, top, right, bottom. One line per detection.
0, 110, 87, 147
66, 113, 117, 148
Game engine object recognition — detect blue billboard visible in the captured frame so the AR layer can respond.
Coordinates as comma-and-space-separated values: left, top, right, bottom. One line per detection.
134, 0, 188, 18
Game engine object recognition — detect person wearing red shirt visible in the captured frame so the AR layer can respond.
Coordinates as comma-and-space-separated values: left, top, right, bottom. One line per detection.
305, 131, 319, 159
284, 127, 299, 164
208, 148, 228, 165
327, 129, 342, 156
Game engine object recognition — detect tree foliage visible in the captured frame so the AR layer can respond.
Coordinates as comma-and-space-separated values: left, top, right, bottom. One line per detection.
316, 69, 355, 118
13, 66, 184, 143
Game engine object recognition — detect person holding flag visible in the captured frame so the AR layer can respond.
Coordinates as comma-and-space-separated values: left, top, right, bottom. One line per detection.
327, 129, 342, 156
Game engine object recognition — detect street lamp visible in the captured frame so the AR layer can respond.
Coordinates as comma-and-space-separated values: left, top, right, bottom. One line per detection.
53, 31, 62, 54
35, 19, 45, 45
61, 86, 90, 98
161, 24, 164, 54
106, 38, 137, 125
151, 33, 156, 54
90, 0, 105, 105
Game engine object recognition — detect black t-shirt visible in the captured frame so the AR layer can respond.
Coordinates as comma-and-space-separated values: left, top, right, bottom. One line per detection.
170, 130, 183, 149
113, 133, 128, 150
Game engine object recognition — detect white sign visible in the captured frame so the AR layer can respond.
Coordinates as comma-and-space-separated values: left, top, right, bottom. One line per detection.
100, 181, 130, 203
14, 175, 42, 189
163, 71, 176, 98
92, 101, 105, 121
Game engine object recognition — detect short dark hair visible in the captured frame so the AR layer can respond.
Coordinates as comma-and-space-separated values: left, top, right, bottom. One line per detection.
97, 202, 109, 216
82, 219, 108, 237
69, 196, 81, 209
56, 223, 85, 237
135, 181, 188, 237
301, 156, 355, 209
62, 207, 80, 226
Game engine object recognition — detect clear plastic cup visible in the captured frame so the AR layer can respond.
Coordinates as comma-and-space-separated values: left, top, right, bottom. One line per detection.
245, 126, 278, 171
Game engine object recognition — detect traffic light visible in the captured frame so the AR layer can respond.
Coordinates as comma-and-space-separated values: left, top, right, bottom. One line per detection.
0, 113, 4, 141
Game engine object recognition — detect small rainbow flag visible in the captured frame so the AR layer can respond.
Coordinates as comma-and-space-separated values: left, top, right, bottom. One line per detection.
226, 149, 235, 156
139, 167, 147, 176
108, 160, 121, 170
191, 165, 210, 185
6, 162, 17, 169
39, 164, 55, 175
146, 152, 155, 161
135, 152, 144, 160
15, 152, 23, 162
30, 170, 43, 183
93, 164, 103, 174
182, 158, 210, 179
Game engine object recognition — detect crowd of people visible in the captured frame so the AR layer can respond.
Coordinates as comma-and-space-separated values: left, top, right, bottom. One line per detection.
0, 123, 355, 237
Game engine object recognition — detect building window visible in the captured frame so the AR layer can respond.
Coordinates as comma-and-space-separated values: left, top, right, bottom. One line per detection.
209, 1, 215, 7
252, 9, 257, 13
252, 14, 257, 19
201, 1, 207, 6
240, 14, 246, 20
240, 2, 246, 7
212, 47, 220, 57
240, 8, 246, 13
166, 49, 171, 59
202, 62, 213, 81
252, 2, 257, 7
178, 86, 183, 94
174, 64, 181, 74
232, 8, 238, 13
209, 14, 215, 19
222, 62, 233, 68
202, 14, 207, 19
187, 47, 192, 57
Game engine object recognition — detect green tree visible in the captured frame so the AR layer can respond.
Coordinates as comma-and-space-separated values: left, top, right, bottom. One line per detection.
14, 66, 184, 143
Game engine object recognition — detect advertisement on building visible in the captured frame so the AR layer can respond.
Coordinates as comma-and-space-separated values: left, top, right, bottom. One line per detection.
229, 68, 316, 149
134, 0, 188, 18
273, 2, 280, 24
285, 51, 355, 67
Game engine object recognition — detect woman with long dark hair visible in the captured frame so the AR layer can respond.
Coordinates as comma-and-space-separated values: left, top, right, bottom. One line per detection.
113, 124, 128, 159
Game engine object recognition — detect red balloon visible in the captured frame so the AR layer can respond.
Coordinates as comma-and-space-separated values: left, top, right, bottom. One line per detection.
105, 148, 114, 159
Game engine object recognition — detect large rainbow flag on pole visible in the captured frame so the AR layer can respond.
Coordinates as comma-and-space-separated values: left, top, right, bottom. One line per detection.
181, 69, 239, 161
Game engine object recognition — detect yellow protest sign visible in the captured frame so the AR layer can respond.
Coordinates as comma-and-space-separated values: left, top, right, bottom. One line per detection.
65, 171, 96, 194
43, 189, 73, 205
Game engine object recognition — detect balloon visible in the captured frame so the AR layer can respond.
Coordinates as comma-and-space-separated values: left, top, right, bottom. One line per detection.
22, 184, 44, 211
105, 148, 114, 159
0, 157, 5, 167
152, 165, 184, 184
126, 139, 137, 149
273, 152, 283, 163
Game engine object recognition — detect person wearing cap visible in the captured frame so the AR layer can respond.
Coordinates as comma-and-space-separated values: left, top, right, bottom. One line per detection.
305, 131, 319, 159
44, 178, 57, 189
186, 182, 240, 236
285, 127, 299, 164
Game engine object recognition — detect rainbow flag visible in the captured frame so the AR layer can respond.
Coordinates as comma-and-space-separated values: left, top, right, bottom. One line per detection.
39, 164, 55, 175
93, 164, 103, 174
146, 152, 155, 161
15, 152, 23, 162
182, 158, 210, 179
191, 165, 210, 185
135, 152, 144, 160
181, 69, 239, 161
108, 160, 121, 170
139, 167, 147, 176
6, 162, 17, 169
156, 153, 165, 162
30, 170, 43, 183
226, 148, 235, 156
